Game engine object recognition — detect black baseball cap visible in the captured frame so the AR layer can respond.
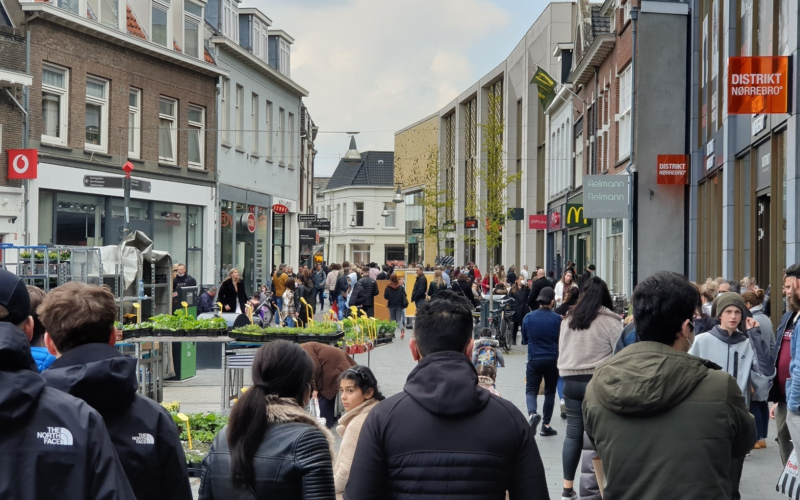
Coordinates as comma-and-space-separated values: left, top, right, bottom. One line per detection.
537, 286, 556, 303
0, 268, 30, 325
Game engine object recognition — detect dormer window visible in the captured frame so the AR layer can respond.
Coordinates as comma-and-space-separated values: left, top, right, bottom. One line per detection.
222, 0, 238, 42
184, 0, 203, 59
279, 38, 290, 77
152, 0, 169, 47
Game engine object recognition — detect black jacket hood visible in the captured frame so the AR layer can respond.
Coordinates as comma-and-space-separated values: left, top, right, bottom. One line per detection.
43, 343, 138, 413
0, 323, 44, 423
404, 350, 490, 416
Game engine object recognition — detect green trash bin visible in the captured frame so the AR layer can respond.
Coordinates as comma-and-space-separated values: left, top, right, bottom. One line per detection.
171, 342, 197, 380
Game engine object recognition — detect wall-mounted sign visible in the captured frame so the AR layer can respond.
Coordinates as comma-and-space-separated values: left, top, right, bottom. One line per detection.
728, 56, 789, 114
412, 228, 424, 234
657, 154, 689, 185
240, 212, 256, 233
706, 156, 715, 170
8, 149, 38, 179
275, 198, 296, 213
272, 204, 289, 214
547, 207, 563, 232
464, 218, 478, 229
566, 204, 590, 228
442, 222, 456, 232
298, 214, 317, 222
752, 114, 766, 135
507, 208, 524, 221
83, 175, 151, 192
706, 139, 714, 155
584, 175, 629, 219
529, 215, 547, 230
299, 228, 318, 245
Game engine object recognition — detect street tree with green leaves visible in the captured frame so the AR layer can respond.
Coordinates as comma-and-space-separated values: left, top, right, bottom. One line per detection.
421, 147, 457, 261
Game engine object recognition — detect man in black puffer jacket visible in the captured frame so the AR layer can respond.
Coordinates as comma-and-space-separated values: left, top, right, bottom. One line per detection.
356, 265, 379, 317
411, 265, 427, 307
344, 291, 549, 499
40, 282, 192, 500
0, 269, 135, 500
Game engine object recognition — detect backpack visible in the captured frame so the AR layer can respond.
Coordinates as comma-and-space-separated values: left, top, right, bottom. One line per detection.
475, 344, 497, 367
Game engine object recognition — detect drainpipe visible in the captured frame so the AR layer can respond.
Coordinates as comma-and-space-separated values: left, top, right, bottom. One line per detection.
24, 30, 30, 245
626, 6, 639, 298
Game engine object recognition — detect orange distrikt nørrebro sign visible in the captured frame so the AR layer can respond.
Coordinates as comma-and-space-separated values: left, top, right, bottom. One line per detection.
728, 56, 789, 114
657, 155, 689, 185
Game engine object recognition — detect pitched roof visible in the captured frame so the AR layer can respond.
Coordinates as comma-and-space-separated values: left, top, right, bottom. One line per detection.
325, 151, 395, 191
126, 5, 146, 40
204, 47, 215, 64
591, 5, 610, 36
173, 39, 181, 52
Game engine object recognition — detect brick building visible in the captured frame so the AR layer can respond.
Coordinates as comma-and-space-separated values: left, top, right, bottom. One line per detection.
3, 0, 226, 284
552, 0, 688, 295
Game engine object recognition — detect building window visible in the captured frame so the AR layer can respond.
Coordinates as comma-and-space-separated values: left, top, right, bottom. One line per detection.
288, 112, 295, 167
42, 64, 69, 146
262, 29, 269, 64
159, 97, 177, 164
253, 19, 261, 58
623, 0, 631, 22
354, 202, 364, 227
618, 65, 632, 160
278, 107, 285, 165
222, 0, 238, 42
279, 39, 290, 76
235, 85, 243, 148
128, 88, 141, 159
574, 131, 583, 188
251, 93, 259, 154
221, 78, 230, 144
152, 1, 169, 47
188, 105, 204, 169
86, 0, 119, 28
265, 100, 273, 159
184, 1, 202, 59
385, 203, 396, 228
85, 77, 108, 152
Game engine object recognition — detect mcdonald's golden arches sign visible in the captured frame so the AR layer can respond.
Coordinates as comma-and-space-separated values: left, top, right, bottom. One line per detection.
566, 204, 590, 228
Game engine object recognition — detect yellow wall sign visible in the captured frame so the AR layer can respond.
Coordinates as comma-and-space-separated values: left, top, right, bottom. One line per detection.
566, 204, 590, 228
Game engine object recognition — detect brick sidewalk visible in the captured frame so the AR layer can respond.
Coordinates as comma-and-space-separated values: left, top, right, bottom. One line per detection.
167, 332, 786, 499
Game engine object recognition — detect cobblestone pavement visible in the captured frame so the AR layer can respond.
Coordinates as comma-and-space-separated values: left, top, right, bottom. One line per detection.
167, 322, 786, 499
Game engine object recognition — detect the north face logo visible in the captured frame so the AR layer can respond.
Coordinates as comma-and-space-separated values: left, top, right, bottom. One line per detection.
37, 427, 73, 445
132, 433, 155, 444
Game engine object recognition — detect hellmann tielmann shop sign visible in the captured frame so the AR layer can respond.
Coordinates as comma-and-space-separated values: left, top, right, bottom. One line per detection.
584, 175, 629, 219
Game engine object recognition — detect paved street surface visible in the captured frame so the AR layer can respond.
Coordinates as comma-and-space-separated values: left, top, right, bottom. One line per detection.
167, 325, 785, 499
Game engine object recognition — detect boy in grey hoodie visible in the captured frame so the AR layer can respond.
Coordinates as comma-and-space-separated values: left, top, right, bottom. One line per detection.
689, 292, 773, 500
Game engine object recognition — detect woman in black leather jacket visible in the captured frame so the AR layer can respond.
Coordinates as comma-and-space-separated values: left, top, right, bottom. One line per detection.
199, 340, 335, 499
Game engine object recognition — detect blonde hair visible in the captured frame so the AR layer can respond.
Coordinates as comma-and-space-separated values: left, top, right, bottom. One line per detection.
226, 268, 240, 282
700, 279, 718, 302
740, 276, 758, 289
432, 270, 446, 287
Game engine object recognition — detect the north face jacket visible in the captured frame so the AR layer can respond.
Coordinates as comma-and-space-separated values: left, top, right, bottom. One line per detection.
584, 341, 756, 500
43, 342, 191, 500
343, 351, 549, 499
0, 323, 135, 500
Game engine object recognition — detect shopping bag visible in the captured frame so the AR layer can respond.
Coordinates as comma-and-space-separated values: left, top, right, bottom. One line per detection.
312, 398, 326, 427
777, 450, 800, 499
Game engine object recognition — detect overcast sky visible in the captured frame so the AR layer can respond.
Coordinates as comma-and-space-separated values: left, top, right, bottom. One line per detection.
255, 0, 553, 176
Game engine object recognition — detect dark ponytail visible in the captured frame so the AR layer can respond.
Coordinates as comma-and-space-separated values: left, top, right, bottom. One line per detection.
227, 340, 313, 490
338, 365, 385, 401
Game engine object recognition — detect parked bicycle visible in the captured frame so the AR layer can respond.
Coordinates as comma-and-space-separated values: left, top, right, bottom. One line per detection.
488, 297, 515, 354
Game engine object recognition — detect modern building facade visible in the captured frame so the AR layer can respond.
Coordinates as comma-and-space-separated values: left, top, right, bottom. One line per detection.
689, 0, 798, 326
395, 2, 575, 272
207, 4, 308, 294
317, 138, 405, 266
5, 0, 223, 285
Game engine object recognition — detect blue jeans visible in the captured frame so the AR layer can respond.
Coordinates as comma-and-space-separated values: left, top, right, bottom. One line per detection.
274, 297, 283, 324
316, 289, 325, 310
337, 296, 348, 320
557, 376, 564, 400
286, 316, 295, 327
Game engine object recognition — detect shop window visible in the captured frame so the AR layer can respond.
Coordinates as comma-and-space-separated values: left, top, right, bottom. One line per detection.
385, 203, 396, 228
42, 64, 69, 146
352, 244, 369, 265
159, 97, 177, 164
235, 85, 243, 148
128, 89, 141, 159
53, 192, 106, 246
272, 213, 290, 268
152, 2, 169, 47
188, 105, 204, 169
85, 77, 109, 152
355, 202, 364, 227
154, 203, 188, 271
251, 93, 259, 155
265, 100, 273, 160
220, 200, 234, 282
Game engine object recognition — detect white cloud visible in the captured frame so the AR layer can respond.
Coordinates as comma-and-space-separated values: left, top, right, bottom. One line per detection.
250, 0, 509, 175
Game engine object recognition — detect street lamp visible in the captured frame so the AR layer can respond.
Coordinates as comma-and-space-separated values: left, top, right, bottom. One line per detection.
392, 185, 404, 204
381, 203, 389, 218
350, 215, 356, 227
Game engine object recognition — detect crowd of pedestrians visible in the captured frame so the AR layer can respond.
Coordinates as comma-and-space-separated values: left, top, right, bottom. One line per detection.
6, 257, 800, 499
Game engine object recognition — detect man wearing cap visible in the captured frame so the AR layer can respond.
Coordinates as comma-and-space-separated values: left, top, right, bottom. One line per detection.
690, 291, 774, 499
40, 282, 192, 500
521, 286, 561, 436
0, 269, 135, 500
580, 264, 596, 289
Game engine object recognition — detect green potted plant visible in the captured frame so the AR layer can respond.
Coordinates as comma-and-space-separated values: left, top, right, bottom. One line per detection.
19, 251, 31, 261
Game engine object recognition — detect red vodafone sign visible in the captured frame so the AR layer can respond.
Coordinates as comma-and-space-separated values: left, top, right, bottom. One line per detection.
7, 149, 37, 179
528, 215, 547, 230
245, 212, 256, 233
272, 204, 289, 214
